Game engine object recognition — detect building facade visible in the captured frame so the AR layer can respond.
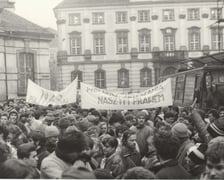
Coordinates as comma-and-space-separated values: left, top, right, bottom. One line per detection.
54, 0, 223, 93
0, 1, 54, 101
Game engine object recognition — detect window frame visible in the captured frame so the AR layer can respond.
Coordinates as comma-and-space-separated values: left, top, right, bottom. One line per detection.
139, 29, 151, 53
95, 69, 106, 89
211, 27, 224, 50
138, 10, 150, 22
140, 67, 152, 87
116, 11, 128, 24
69, 13, 81, 25
163, 9, 175, 21
69, 32, 82, 55
93, 32, 105, 54
188, 27, 201, 51
187, 8, 200, 20
92, 12, 104, 24
116, 31, 129, 54
211, 8, 222, 20
118, 68, 129, 88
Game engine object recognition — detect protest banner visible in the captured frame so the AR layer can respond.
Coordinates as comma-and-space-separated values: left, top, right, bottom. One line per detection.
80, 78, 173, 110
26, 78, 77, 106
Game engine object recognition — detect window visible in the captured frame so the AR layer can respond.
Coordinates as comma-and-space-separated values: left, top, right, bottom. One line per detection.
188, 8, 200, 20
116, 11, 128, 23
116, 31, 128, 53
139, 29, 151, 52
18, 52, 34, 96
138, 10, 150, 22
95, 69, 106, 88
163, 9, 174, 21
175, 74, 186, 102
71, 70, 82, 89
93, 32, 105, 54
211, 8, 222, 20
92, 12, 104, 24
211, 28, 223, 50
69, 13, 81, 25
162, 28, 176, 51
188, 27, 201, 50
140, 67, 152, 87
69, 32, 81, 55
118, 68, 129, 88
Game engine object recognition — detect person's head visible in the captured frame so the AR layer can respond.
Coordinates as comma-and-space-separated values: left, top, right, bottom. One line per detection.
164, 112, 176, 125
93, 168, 114, 179
17, 143, 37, 168
207, 117, 224, 138
122, 130, 137, 150
0, 143, 10, 163
122, 166, 156, 179
0, 159, 38, 178
99, 122, 107, 134
45, 125, 60, 153
0, 125, 9, 142
208, 109, 219, 123
7, 99, 14, 107
26, 110, 35, 123
102, 136, 118, 157
124, 114, 135, 127
205, 137, 224, 179
136, 111, 146, 128
8, 109, 18, 124
153, 128, 180, 161
219, 107, 224, 118
30, 130, 46, 148
0, 113, 8, 126
171, 122, 190, 142
55, 130, 87, 164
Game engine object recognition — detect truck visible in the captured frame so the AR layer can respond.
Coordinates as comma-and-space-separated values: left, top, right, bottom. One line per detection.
160, 52, 224, 110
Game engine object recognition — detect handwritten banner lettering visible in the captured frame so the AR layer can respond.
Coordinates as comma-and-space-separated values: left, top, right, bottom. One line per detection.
26, 79, 77, 106
80, 78, 173, 110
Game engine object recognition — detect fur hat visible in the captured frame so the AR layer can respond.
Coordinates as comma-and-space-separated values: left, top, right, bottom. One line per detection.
187, 143, 207, 164
172, 123, 189, 138
207, 118, 224, 138
45, 126, 60, 138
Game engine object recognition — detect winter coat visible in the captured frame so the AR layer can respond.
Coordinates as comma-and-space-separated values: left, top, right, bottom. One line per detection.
40, 152, 72, 179
156, 159, 191, 179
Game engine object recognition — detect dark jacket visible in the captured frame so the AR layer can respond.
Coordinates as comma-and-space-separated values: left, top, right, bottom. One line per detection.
120, 146, 142, 170
156, 159, 191, 179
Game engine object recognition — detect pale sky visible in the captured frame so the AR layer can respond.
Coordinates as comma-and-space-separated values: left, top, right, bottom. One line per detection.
15, 0, 63, 30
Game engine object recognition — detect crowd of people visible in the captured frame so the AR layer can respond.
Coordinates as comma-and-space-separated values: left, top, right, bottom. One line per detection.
0, 98, 224, 179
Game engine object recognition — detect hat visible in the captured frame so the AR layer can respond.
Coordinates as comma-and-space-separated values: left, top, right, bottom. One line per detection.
207, 118, 224, 138
136, 111, 146, 119
86, 115, 97, 123
62, 166, 95, 179
77, 118, 92, 132
45, 126, 60, 138
58, 117, 71, 129
9, 109, 18, 117
172, 123, 189, 138
56, 130, 86, 154
187, 143, 207, 164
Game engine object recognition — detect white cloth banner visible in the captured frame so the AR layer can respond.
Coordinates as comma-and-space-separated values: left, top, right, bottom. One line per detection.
26, 78, 77, 106
81, 78, 173, 110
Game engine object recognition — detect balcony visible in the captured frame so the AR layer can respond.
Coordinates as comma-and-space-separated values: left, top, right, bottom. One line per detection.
152, 50, 187, 62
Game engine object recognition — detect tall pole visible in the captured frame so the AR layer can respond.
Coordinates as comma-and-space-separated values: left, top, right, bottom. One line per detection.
4, 37, 8, 101
217, 0, 221, 52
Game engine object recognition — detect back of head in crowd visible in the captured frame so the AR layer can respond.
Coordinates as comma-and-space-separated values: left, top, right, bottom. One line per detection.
0, 159, 38, 178
122, 166, 156, 179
